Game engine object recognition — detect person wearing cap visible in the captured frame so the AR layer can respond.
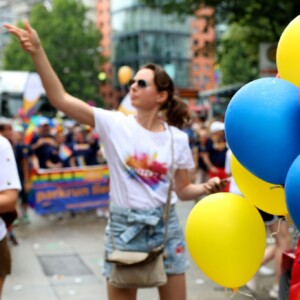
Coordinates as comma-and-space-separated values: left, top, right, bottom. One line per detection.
12, 125, 32, 224
30, 118, 57, 169
68, 125, 100, 167
209, 120, 225, 133
45, 128, 76, 168
201, 120, 229, 191
194, 126, 210, 186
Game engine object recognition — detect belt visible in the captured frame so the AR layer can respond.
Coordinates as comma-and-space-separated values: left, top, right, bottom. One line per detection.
110, 204, 167, 244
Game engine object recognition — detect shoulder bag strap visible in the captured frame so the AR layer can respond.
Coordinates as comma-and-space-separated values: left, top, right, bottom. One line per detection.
162, 125, 175, 246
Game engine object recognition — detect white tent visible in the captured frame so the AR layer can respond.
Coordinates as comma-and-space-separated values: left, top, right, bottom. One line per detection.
0, 71, 30, 94
118, 92, 136, 115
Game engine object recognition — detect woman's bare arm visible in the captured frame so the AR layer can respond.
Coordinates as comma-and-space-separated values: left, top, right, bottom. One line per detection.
174, 169, 225, 200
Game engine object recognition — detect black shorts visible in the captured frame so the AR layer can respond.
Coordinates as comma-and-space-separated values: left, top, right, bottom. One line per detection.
0, 236, 11, 277
19, 188, 28, 205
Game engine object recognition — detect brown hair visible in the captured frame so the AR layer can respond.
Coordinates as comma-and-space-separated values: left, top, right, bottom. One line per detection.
140, 63, 191, 129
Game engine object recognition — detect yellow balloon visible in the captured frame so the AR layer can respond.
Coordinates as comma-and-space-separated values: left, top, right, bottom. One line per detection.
118, 66, 133, 85
231, 155, 288, 216
277, 16, 300, 86
185, 193, 266, 289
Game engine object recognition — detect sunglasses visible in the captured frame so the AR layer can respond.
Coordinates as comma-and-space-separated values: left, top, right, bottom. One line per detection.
128, 79, 148, 88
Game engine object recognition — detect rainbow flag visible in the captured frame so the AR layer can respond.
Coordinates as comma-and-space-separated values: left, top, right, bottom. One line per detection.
24, 123, 35, 144
59, 144, 72, 160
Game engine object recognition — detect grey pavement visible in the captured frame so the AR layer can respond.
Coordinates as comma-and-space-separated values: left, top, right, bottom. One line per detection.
3, 201, 274, 300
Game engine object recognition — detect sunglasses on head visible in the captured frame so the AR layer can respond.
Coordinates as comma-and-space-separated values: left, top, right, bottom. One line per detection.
128, 78, 148, 88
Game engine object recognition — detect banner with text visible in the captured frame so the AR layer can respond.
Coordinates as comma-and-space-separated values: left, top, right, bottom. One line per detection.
29, 165, 109, 215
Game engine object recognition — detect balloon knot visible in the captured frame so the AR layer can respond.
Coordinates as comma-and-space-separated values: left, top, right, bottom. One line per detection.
228, 288, 256, 299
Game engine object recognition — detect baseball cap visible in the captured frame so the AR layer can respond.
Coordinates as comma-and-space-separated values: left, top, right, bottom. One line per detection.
210, 121, 225, 133
39, 118, 49, 126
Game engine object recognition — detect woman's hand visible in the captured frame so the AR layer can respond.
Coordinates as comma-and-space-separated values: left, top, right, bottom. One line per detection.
3, 21, 41, 55
203, 177, 227, 194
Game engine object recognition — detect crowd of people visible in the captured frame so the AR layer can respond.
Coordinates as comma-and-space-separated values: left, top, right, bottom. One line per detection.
0, 113, 110, 299
0, 116, 107, 226
1, 20, 299, 300
1, 105, 296, 299
0, 65, 296, 300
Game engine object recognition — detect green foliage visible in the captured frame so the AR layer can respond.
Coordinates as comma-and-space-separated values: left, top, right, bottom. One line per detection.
140, 0, 300, 36
3, 0, 105, 106
3, 20, 34, 70
140, 0, 300, 84
139, 0, 207, 16
218, 24, 258, 84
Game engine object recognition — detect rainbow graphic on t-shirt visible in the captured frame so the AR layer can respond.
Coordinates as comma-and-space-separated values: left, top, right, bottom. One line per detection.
125, 152, 168, 189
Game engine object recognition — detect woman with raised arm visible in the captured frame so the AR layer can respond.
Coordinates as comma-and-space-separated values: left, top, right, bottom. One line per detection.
4, 22, 226, 300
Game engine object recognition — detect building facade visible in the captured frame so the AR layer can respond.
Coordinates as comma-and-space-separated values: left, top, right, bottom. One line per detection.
97, 0, 216, 109
1, 0, 216, 110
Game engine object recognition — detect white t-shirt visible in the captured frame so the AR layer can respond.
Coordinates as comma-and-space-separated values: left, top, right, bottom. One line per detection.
93, 108, 195, 209
225, 149, 243, 196
0, 136, 21, 240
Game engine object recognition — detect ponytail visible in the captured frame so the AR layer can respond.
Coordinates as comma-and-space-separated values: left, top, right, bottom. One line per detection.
161, 96, 191, 129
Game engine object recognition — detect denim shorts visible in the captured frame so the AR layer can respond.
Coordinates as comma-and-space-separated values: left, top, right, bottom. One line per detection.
102, 204, 189, 278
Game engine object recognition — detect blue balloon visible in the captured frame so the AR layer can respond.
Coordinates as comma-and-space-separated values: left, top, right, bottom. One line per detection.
225, 77, 300, 184
285, 155, 300, 231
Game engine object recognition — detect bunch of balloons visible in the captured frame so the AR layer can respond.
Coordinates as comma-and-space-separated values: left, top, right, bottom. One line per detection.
185, 16, 300, 291
225, 15, 300, 230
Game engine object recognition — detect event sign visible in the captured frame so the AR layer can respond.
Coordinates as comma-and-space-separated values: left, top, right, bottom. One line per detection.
29, 165, 109, 215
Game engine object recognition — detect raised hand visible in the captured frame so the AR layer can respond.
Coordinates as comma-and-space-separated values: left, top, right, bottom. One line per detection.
3, 21, 41, 55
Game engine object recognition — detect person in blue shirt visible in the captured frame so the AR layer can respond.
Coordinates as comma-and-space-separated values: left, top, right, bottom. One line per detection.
69, 125, 99, 166
30, 119, 57, 169
46, 129, 75, 168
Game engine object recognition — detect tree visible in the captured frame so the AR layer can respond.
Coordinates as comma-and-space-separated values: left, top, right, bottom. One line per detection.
140, 0, 300, 84
140, 0, 300, 40
218, 24, 258, 84
3, 0, 105, 106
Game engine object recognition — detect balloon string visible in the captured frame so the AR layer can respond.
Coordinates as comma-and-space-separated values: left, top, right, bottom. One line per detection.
227, 288, 256, 299
285, 215, 294, 226
270, 217, 283, 239
269, 185, 284, 190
